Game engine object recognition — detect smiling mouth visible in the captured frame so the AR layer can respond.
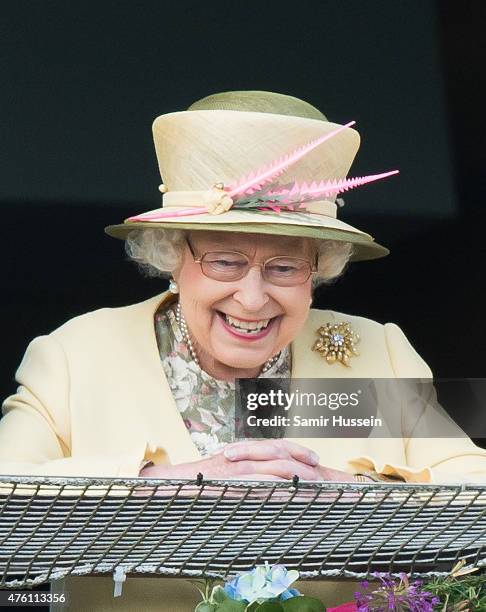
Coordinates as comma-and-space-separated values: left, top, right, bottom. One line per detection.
216, 311, 279, 336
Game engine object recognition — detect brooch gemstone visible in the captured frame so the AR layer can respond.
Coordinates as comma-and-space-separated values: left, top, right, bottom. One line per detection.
313, 322, 360, 366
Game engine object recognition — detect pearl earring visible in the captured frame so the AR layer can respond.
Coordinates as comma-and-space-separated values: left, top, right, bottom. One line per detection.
168, 279, 179, 294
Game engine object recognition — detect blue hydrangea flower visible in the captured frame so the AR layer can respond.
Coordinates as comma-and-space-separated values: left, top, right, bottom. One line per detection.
223, 563, 300, 604
279, 587, 301, 600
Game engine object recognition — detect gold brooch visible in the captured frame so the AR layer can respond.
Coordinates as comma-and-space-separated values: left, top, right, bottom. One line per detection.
313, 322, 360, 366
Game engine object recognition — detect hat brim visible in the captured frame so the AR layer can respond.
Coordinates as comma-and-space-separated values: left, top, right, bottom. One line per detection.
104, 208, 389, 262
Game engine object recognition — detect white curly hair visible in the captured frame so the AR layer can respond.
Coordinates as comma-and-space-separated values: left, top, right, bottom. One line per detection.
125, 228, 353, 288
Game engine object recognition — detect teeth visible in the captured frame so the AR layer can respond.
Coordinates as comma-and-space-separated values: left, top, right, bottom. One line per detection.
224, 314, 271, 332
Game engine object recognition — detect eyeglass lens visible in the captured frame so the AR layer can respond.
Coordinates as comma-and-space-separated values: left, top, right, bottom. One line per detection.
200, 251, 312, 286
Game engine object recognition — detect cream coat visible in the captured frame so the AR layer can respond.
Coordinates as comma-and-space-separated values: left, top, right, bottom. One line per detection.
2, 291, 486, 611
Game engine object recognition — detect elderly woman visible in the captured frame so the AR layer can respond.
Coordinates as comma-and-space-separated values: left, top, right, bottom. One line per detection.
1, 91, 486, 610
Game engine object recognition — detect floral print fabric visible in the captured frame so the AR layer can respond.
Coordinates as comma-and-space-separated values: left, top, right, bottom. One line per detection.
155, 301, 291, 456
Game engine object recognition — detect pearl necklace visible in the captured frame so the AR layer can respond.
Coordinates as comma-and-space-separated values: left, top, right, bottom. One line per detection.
175, 302, 200, 367
175, 302, 280, 374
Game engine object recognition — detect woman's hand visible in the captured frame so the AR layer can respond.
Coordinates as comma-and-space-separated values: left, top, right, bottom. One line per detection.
139, 439, 355, 482
221, 440, 356, 481
136, 440, 362, 502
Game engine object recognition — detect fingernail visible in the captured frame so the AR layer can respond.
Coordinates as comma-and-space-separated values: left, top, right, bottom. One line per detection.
309, 452, 320, 465
224, 448, 238, 460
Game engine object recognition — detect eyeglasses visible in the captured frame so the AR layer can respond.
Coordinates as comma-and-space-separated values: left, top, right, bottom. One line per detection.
186, 240, 317, 287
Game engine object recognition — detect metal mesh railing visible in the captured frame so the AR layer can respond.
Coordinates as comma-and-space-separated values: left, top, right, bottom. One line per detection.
1, 476, 485, 588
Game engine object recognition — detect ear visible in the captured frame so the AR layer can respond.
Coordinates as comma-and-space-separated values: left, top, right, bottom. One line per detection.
171, 238, 191, 282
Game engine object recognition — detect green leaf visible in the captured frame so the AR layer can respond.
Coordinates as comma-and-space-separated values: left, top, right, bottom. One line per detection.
213, 600, 247, 612
281, 596, 326, 611
255, 603, 284, 611
195, 602, 217, 612
211, 585, 230, 604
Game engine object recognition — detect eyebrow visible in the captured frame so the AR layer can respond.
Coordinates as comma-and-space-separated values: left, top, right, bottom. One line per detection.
197, 238, 310, 250
190, 232, 315, 258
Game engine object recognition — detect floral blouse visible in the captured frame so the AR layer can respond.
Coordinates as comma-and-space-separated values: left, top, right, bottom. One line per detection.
155, 301, 291, 456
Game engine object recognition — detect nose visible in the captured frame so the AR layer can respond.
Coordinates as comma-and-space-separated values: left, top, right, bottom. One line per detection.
232, 265, 270, 312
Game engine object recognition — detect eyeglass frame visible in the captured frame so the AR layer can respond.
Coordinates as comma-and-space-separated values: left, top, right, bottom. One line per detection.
185, 239, 319, 286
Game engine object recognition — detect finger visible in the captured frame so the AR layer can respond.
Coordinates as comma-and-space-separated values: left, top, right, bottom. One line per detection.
224, 441, 288, 462
275, 440, 320, 466
317, 465, 356, 482
233, 459, 319, 481
236, 473, 285, 481
223, 440, 319, 466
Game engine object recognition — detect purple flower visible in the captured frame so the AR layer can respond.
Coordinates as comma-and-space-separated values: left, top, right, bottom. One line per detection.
354, 572, 439, 611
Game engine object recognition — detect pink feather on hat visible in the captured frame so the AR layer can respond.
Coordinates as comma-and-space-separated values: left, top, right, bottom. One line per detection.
226, 120, 356, 197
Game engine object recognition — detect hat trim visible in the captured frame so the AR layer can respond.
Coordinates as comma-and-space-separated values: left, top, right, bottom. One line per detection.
104, 220, 389, 262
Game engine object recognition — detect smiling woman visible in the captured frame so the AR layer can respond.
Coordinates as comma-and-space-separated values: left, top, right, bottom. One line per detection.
125, 228, 351, 381
177, 232, 311, 379
2, 90, 486, 611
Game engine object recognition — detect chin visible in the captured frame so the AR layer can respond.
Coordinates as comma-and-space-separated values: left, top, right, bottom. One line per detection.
215, 346, 273, 371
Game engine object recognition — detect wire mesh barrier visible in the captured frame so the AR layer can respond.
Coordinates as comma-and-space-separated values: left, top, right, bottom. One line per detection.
0, 476, 485, 589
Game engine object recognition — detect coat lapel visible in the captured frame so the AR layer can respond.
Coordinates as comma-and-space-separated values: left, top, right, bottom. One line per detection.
131, 291, 201, 465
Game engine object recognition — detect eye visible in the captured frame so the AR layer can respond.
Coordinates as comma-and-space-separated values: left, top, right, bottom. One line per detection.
204, 253, 247, 271
267, 259, 305, 276
213, 259, 244, 269
270, 265, 296, 274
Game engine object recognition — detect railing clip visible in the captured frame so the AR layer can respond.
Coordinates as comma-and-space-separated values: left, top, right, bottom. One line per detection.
113, 566, 127, 597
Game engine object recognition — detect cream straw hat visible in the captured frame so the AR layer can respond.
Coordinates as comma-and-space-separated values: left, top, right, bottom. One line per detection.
105, 91, 397, 261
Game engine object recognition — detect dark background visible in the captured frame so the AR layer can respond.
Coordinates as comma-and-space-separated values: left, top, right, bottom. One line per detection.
0, 0, 485, 604
1, 1, 485, 433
